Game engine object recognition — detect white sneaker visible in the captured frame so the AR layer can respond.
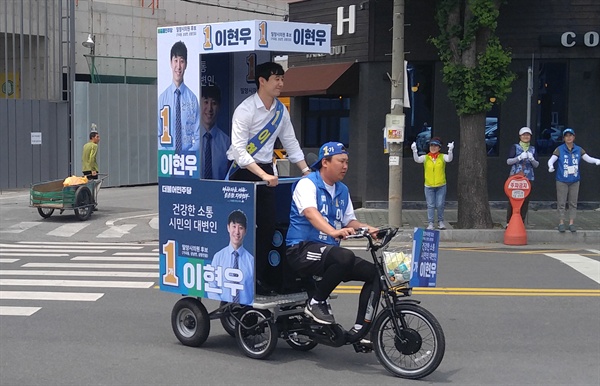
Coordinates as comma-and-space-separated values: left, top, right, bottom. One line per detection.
427, 223, 434, 230
438, 221, 446, 230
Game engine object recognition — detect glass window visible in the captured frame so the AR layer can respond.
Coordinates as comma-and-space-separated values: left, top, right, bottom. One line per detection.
485, 104, 500, 156
403, 63, 434, 156
304, 97, 351, 148
535, 62, 568, 156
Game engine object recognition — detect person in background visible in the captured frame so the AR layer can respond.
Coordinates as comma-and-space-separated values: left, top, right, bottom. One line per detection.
547, 127, 600, 233
411, 137, 454, 230
157, 41, 199, 152
286, 142, 379, 343
82, 131, 100, 180
506, 127, 539, 224
199, 85, 230, 179
226, 61, 311, 294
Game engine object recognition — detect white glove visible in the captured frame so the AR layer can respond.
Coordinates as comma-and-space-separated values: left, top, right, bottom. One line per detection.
447, 142, 454, 151
518, 152, 527, 161
596, 160, 600, 166
527, 152, 534, 161
411, 142, 417, 152
548, 166, 555, 173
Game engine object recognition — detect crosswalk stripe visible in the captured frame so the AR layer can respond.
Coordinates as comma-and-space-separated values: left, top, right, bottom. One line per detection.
71, 256, 158, 262
149, 217, 159, 229
0, 279, 155, 288
0, 306, 42, 316
1, 243, 144, 250
0, 259, 19, 263
97, 224, 137, 238
0, 291, 103, 301
46, 223, 91, 237
0, 270, 158, 278
0, 253, 69, 257
546, 253, 600, 284
23, 262, 157, 269
113, 252, 157, 256
17, 241, 155, 247
0, 248, 104, 254
587, 249, 600, 255
0, 222, 40, 234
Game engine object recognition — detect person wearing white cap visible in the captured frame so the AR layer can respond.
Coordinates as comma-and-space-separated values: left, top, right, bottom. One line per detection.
547, 127, 600, 233
506, 127, 539, 224
411, 136, 454, 230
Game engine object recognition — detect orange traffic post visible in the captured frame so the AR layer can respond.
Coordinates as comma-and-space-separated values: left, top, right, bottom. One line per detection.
503, 174, 531, 245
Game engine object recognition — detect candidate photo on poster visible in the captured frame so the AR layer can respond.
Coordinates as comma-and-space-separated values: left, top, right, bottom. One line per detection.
158, 40, 200, 152
206, 209, 254, 304
199, 84, 231, 180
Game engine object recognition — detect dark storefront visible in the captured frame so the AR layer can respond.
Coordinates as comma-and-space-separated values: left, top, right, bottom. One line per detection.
282, 0, 600, 207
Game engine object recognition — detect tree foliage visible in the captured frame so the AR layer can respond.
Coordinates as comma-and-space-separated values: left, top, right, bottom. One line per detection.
430, 0, 516, 228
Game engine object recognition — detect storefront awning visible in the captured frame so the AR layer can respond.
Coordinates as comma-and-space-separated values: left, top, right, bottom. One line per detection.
280, 62, 359, 97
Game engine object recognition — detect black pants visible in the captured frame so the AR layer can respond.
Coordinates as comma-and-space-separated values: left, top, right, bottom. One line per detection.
287, 242, 380, 325
83, 171, 98, 180
230, 164, 276, 289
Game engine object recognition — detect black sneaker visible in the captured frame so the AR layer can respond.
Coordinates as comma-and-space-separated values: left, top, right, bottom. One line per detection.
305, 300, 335, 324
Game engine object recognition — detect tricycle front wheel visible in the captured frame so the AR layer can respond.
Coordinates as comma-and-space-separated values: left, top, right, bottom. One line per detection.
171, 297, 210, 347
37, 207, 55, 219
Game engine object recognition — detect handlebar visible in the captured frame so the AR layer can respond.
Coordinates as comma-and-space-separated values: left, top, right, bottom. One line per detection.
346, 227, 399, 251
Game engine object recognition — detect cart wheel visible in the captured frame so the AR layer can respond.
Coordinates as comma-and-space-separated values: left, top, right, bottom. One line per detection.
171, 297, 210, 347
74, 186, 92, 221
220, 301, 245, 337
37, 207, 55, 219
235, 308, 277, 359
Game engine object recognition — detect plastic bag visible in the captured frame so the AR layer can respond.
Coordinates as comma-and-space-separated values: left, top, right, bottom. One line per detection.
63, 175, 88, 186
383, 250, 412, 285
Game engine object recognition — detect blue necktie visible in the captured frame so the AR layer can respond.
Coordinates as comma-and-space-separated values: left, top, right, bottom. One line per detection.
204, 132, 213, 179
232, 250, 240, 303
175, 89, 182, 152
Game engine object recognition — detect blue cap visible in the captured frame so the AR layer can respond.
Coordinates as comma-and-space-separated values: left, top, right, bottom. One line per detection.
429, 139, 442, 147
311, 142, 348, 169
563, 127, 575, 136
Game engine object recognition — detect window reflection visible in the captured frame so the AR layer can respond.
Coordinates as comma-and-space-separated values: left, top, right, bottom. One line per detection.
535, 62, 567, 155
304, 97, 350, 147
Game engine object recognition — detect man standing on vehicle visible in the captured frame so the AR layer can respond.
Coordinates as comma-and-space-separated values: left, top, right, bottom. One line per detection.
226, 61, 310, 294
285, 142, 379, 340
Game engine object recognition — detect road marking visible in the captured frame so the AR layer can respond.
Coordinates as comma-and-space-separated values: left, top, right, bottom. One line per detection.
113, 252, 157, 256
0, 279, 155, 288
545, 253, 600, 284
587, 249, 600, 255
47, 223, 91, 237
97, 224, 137, 238
0, 291, 103, 301
334, 285, 600, 297
0, 193, 29, 200
2, 243, 143, 250
0, 306, 42, 316
149, 217, 158, 229
0, 270, 158, 278
17, 241, 153, 247
71, 256, 158, 262
0, 248, 104, 254
23, 262, 157, 269
105, 212, 157, 227
0, 259, 19, 263
0, 253, 69, 257
0, 222, 40, 234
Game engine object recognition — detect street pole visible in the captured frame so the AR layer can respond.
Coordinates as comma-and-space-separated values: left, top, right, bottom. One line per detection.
388, 0, 405, 227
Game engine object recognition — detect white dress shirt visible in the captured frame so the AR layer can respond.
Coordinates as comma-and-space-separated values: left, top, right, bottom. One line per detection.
227, 93, 304, 167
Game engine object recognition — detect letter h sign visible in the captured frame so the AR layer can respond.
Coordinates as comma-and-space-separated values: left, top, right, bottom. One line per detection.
337, 5, 356, 36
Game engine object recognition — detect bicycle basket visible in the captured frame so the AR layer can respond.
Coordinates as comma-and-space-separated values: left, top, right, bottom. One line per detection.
382, 247, 412, 288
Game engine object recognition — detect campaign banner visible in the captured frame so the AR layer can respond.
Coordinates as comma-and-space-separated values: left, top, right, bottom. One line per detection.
409, 228, 439, 287
158, 178, 256, 305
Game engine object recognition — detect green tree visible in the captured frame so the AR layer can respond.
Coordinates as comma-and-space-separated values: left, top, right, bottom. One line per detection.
431, 0, 516, 228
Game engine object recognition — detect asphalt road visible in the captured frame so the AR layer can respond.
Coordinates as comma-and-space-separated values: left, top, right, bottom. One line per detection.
1, 240, 598, 385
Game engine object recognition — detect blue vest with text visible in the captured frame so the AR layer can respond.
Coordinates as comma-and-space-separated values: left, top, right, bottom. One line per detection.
556, 144, 581, 183
286, 172, 350, 247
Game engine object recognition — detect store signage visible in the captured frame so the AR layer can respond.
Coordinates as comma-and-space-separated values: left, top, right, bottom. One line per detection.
561, 31, 599, 47
337, 5, 356, 35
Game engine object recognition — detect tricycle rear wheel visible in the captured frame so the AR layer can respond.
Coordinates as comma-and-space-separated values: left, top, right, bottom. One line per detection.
235, 308, 277, 359
37, 207, 55, 219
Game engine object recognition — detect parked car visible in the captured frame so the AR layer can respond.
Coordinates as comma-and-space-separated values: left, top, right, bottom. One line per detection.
485, 117, 498, 155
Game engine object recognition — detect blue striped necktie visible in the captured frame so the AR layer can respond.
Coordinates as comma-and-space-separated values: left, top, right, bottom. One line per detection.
175, 88, 182, 152
232, 250, 240, 303
204, 132, 212, 179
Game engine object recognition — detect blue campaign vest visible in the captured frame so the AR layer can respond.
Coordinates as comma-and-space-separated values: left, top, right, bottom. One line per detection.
510, 144, 537, 181
286, 172, 350, 247
556, 144, 582, 183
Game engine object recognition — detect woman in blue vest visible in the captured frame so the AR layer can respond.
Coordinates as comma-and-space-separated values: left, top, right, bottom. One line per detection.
547, 128, 600, 232
506, 127, 539, 224
411, 137, 454, 230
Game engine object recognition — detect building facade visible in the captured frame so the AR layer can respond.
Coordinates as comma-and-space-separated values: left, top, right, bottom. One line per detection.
283, 0, 600, 206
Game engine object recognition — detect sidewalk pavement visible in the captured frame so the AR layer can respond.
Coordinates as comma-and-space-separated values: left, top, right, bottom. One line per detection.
353, 207, 600, 245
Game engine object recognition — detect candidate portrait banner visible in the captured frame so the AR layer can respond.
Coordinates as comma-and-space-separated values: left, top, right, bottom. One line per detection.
409, 227, 440, 287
